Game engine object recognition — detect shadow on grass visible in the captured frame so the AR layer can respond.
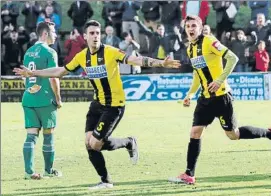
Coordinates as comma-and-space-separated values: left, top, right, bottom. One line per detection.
3, 173, 271, 196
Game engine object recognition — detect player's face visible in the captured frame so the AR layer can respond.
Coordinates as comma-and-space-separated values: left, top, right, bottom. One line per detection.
47, 25, 57, 45
185, 20, 202, 41
84, 26, 101, 49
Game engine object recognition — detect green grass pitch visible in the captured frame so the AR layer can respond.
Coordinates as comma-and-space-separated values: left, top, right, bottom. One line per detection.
2, 101, 271, 196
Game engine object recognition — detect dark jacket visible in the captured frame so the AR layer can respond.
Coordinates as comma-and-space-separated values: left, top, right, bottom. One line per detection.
1, 30, 29, 64
141, 1, 160, 21
121, 2, 141, 21
21, 3, 41, 31
159, 1, 181, 26
1, 2, 19, 27
137, 21, 171, 58
225, 35, 257, 64
105, 2, 124, 24
67, 1, 93, 27
245, 24, 271, 44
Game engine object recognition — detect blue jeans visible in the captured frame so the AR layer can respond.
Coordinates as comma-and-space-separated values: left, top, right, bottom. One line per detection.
234, 63, 251, 72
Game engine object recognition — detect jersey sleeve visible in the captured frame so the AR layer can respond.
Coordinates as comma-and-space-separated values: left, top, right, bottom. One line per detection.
209, 36, 229, 58
48, 50, 58, 68
110, 46, 129, 64
64, 53, 81, 72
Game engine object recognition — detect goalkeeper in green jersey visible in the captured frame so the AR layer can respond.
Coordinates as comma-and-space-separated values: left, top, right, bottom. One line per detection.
22, 22, 62, 180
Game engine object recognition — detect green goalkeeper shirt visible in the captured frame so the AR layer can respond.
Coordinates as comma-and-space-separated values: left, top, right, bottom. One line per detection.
22, 41, 58, 107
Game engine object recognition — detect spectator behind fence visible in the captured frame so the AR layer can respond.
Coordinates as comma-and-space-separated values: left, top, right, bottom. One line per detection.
121, 1, 141, 44
212, 1, 238, 41
45, 1, 62, 25
22, 1, 42, 33
27, 32, 38, 49
37, 5, 61, 31
181, 0, 210, 25
224, 30, 257, 72
159, 1, 181, 36
119, 32, 141, 74
135, 16, 171, 60
254, 40, 270, 72
246, 13, 271, 46
1, 0, 19, 29
2, 25, 29, 75
104, 2, 123, 38
202, 24, 213, 36
101, 26, 121, 48
141, 1, 160, 31
170, 26, 192, 73
67, 1, 93, 34
249, 1, 269, 21
64, 28, 86, 65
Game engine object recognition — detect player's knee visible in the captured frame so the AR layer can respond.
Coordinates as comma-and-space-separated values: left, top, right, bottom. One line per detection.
190, 126, 204, 139
89, 142, 102, 151
43, 128, 54, 134
225, 131, 239, 140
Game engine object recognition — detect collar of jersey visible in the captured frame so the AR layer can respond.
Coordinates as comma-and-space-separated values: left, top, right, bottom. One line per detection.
89, 43, 104, 55
35, 41, 47, 45
191, 34, 204, 46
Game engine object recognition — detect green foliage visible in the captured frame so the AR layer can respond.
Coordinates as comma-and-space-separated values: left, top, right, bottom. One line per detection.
233, 5, 251, 29
2, 101, 271, 196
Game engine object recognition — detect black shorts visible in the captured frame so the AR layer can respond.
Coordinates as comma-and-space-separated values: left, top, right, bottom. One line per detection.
85, 101, 125, 140
193, 93, 237, 131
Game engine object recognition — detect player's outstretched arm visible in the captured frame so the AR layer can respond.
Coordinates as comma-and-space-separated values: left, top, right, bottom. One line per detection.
13, 66, 69, 78
127, 55, 181, 68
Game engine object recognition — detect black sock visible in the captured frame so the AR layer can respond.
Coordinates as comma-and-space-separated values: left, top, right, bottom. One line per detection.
185, 138, 201, 177
87, 149, 111, 183
239, 126, 271, 139
101, 137, 131, 151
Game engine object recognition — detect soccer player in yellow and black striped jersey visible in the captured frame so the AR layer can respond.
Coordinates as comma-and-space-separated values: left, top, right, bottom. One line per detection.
14, 20, 180, 189
168, 15, 271, 185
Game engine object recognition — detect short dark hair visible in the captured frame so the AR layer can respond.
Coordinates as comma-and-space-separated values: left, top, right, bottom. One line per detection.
36, 22, 55, 37
157, 24, 164, 29
84, 20, 101, 33
121, 32, 129, 39
185, 15, 202, 26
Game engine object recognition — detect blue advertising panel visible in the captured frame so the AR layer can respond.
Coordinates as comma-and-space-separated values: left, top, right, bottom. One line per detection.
122, 73, 266, 101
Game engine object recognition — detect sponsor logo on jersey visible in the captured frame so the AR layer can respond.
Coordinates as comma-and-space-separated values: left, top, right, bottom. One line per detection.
85, 65, 107, 79
190, 56, 207, 69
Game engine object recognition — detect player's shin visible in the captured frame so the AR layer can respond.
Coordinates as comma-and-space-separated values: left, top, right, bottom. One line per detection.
101, 137, 131, 151
186, 138, 201, 177
87, 149, 111, 183
42, 134, 55, 173
238, 126, 271, 140
23, 133, 38, 174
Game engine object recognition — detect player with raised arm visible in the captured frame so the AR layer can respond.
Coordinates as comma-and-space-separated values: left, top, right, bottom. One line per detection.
168, 15, 271, 185
21, 22, 62, 180
14, 20, 180, 188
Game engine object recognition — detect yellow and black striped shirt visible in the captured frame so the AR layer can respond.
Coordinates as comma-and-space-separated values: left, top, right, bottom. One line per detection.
65, 44, 128, 106
187, 35, 231, 98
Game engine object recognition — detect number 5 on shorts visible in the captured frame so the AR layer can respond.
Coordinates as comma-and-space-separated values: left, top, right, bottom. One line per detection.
97, 122, 104, 131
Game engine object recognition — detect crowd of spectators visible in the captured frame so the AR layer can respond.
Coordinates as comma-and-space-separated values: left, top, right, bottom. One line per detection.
1, 0, 271, 76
